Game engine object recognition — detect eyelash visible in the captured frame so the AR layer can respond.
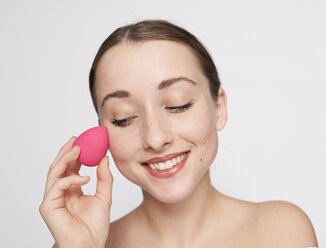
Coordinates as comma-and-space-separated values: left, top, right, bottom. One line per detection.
111, 101, 194, 127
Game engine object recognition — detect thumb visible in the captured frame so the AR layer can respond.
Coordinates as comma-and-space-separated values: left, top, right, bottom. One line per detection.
95, 156, 113, 208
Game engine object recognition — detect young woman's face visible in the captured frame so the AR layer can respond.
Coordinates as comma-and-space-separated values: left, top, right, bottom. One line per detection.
95, 40, 227, 203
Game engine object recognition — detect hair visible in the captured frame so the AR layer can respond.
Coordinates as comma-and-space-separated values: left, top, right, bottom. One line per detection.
89, 19, 221, 114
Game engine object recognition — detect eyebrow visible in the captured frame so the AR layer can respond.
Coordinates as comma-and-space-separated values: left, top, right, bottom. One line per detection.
100, 76, 197, 109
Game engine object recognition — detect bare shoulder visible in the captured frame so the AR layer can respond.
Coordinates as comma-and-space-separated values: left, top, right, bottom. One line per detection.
105, 208, 143, 248
105, 216, 131, 248
253, 200, 318, 247
105, 218, 123, 247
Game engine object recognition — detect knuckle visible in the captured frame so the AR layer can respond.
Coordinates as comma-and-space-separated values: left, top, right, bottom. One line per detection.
53, 176, 63, 186
59, 144, 66, 153
58, 144, 71, 156
39, 202, 46, 215
47, 165, 57, 178
62, 149, 76, 162
48, 177, 61, 190
48, 164, 54, 173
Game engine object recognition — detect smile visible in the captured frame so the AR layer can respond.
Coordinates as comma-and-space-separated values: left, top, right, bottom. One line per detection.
141, 151, 190, 179
147, 152, 187, 170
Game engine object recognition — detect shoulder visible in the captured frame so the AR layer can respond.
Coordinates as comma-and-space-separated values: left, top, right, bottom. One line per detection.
252, 200, 318, 247
105, 217, 130, 248
105, 208, 142, 248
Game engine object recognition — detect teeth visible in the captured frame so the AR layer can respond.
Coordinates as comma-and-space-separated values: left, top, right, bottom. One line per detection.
148, 153, 187, 171
166, 160, 173, 169
159, 162, 165, 170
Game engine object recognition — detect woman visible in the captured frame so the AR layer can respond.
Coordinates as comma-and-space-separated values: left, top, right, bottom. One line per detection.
40, 20, 318, 247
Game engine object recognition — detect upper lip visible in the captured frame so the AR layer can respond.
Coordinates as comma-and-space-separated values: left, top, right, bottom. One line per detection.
142, 151, 189, 164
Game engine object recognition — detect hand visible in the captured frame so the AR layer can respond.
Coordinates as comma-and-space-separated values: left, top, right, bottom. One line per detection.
39, 136, 113, 248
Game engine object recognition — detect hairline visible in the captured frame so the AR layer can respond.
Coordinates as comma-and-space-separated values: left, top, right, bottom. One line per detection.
92, 38, 210, 112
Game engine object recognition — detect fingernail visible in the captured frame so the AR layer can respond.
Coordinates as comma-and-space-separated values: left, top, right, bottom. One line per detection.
72, 145, 79, 151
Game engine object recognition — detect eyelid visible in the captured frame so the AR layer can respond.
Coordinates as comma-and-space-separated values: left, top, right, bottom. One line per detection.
111, 101, 195, 127
111, 116, 135, 127
165, 101, 194, 111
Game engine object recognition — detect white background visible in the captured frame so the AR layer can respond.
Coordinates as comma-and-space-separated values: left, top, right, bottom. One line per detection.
0, 0, 325, 247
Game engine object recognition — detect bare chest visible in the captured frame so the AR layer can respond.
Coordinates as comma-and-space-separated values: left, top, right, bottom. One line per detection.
107, 227, 258, 248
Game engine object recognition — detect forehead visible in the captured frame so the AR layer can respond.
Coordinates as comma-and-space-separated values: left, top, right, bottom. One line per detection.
95, 40, 207, 101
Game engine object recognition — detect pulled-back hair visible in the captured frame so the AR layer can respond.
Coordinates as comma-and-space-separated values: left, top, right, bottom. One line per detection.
89, 19, 221, 114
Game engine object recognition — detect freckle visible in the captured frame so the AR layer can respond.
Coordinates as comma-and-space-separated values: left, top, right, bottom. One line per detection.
200, 158, 203, 161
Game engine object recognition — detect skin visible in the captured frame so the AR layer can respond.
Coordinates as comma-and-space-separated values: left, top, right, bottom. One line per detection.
95, 40, 227, 246
95, 40, 318, 247
40, 40, 318, 248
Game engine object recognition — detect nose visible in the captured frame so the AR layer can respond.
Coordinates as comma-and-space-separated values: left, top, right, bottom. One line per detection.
142, 111, 173, 152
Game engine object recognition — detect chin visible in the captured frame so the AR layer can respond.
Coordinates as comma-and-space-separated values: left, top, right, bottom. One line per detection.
157, 195, 189, 204
146, 181, 195, 204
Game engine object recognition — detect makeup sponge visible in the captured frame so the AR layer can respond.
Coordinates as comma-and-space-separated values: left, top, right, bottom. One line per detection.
72, 126, 109, 167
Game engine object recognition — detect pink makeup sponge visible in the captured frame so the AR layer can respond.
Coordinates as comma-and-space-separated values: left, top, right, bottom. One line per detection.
72, 126, 109, 167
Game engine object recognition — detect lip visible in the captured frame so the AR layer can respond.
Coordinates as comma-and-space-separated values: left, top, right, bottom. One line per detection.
142, 150, 189, 164
142, 151, 190, 179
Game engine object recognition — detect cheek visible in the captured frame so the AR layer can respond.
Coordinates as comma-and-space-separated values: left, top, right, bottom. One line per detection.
175, 103, 217, 144
174, 102, 218, 165
108, 129, 139, 166
107, 127, 144, 185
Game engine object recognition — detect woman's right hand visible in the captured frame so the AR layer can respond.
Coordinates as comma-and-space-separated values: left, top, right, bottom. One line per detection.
39, 136, 113, 248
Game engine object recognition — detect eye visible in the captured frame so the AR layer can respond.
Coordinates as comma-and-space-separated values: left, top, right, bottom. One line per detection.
111, 102, 194, 127
166, 101, 194, 113
111, 117, 134, 127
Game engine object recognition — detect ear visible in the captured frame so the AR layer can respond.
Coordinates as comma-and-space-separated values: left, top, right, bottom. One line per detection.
214, 88, 228, 131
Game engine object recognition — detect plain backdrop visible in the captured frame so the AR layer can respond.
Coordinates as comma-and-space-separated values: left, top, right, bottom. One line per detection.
0, 0, 325, 247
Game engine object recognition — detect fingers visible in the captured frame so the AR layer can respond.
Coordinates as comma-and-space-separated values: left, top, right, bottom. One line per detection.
42, 175, 90, 211
65, 160, 82, 177
64, 160, 83, 196
95, 156, 113, 208
50, 136, 77, 169
45, 145, 81, 196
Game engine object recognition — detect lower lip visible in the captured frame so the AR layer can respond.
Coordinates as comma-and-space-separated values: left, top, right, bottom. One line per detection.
142, 152, 190, 179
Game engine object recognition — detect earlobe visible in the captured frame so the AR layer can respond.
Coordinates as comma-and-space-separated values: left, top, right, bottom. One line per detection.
215, 88, 228, 131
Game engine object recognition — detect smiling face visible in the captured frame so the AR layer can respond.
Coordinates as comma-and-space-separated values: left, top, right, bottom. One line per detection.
95, 40, 227, 203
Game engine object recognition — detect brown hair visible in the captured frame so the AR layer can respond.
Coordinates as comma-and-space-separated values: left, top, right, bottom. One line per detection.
89, 19, 221, 114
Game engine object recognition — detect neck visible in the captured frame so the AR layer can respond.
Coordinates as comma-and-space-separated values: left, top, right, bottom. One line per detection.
139, 169, 222, 244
